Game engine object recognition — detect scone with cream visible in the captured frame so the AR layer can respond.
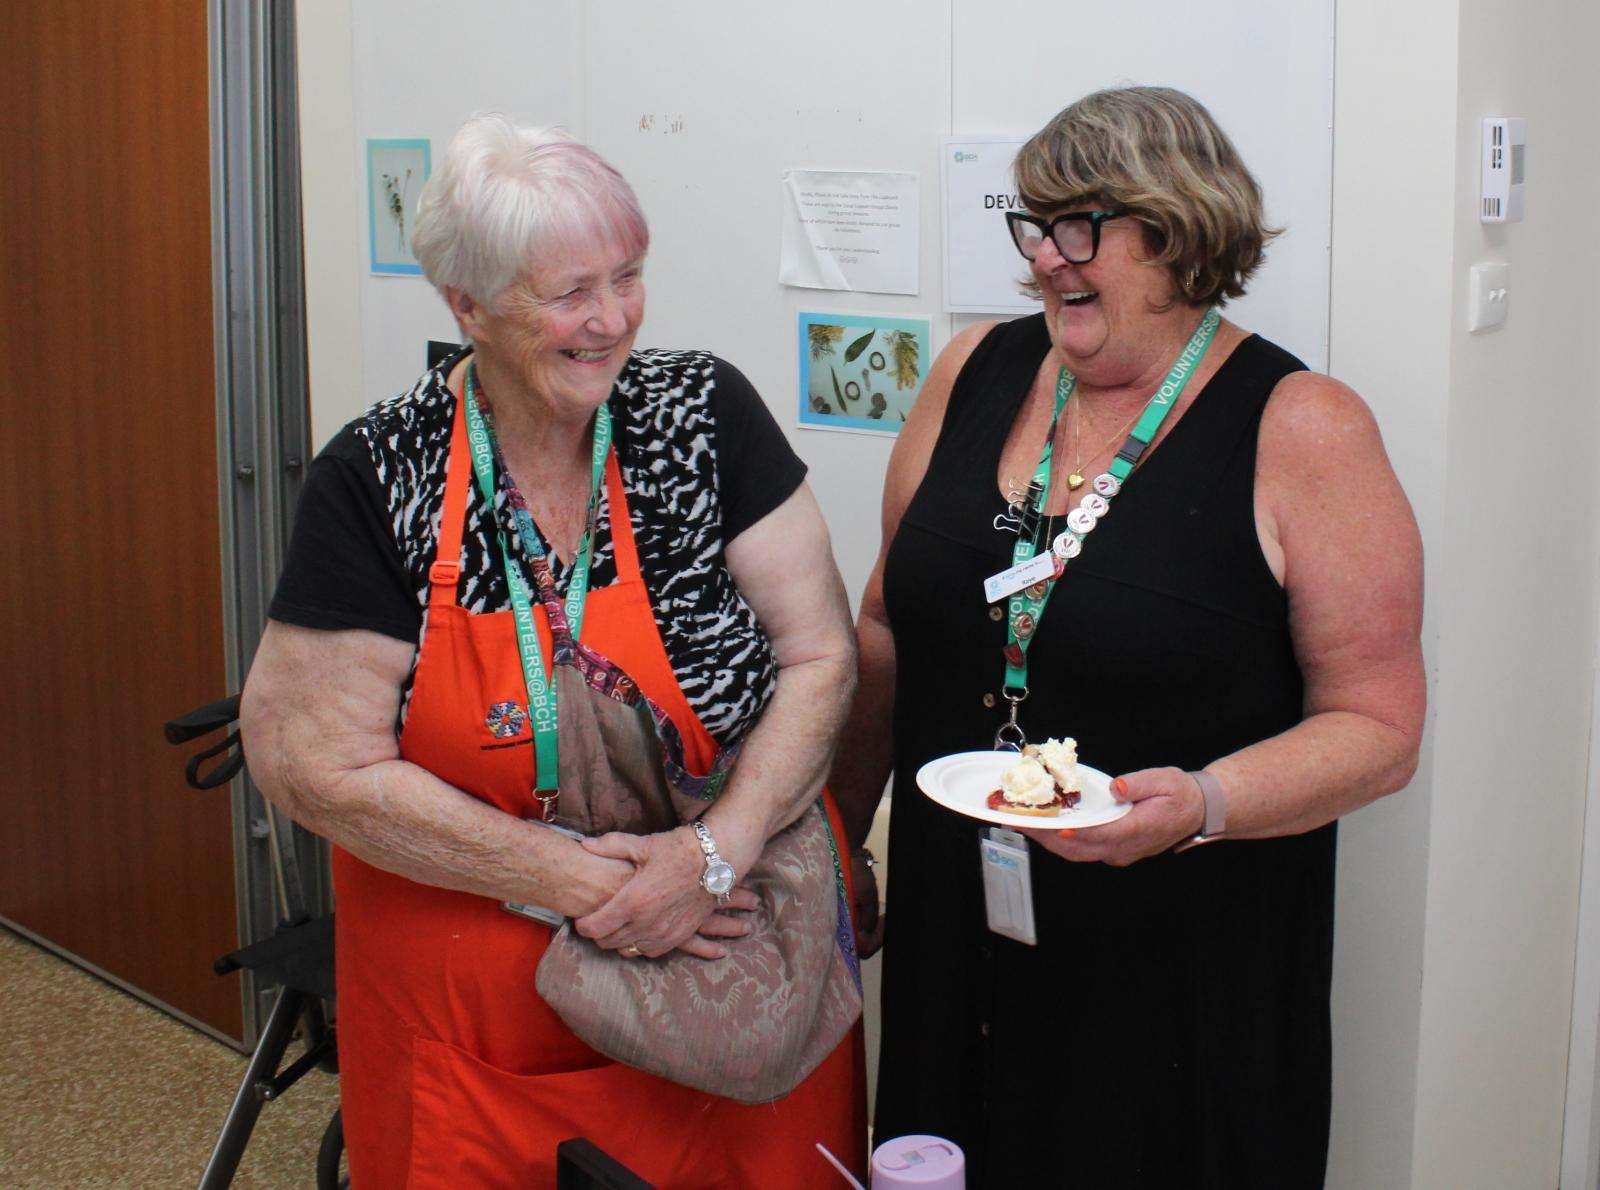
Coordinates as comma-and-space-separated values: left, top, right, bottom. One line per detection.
988, 738, 1083, 816
1028, 738, 1083, 808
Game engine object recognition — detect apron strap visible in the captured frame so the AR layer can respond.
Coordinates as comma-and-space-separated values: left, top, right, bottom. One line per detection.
603, 449, 643, 587
432, 383, 637, 606
428, 387, 473, 609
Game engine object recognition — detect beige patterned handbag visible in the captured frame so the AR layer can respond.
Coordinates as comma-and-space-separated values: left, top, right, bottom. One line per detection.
533, 659, 863, 1105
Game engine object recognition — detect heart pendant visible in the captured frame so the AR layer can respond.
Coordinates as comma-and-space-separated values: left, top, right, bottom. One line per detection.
1067, 472, 1086, 490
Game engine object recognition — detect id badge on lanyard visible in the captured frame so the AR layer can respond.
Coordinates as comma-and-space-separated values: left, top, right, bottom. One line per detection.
980, 827, 1037, 946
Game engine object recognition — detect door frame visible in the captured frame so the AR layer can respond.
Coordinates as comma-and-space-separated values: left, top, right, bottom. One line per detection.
1561, 655, 1600, 1183
1563, 651, 1600, 1188
209, 0, 324, 1048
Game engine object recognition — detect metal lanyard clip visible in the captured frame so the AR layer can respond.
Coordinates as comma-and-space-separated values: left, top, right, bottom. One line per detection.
533, 789, 559, 822
994, 478, 1045, 536
1017, 479, 1044, 538
993, 686, 1029, 752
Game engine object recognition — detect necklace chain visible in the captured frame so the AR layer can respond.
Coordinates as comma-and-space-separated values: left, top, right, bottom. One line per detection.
1068, 396, 1146, 490
996, 307, 1222, 747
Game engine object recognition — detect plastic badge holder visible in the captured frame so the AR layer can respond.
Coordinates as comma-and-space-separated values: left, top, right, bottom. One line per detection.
871, 1135, 966, 1189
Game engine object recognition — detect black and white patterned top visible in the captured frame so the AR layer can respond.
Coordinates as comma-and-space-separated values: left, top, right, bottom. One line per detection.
269, 347, 808, 744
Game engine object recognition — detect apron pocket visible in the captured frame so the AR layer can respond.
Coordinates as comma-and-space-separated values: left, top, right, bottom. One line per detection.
405, 1033, 686, 1189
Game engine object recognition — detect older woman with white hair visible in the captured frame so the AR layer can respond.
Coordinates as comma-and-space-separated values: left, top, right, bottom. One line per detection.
241, 114, 865, 1185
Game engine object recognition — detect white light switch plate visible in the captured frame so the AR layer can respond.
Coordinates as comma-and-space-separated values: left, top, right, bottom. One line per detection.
1469, 262, 1510, 332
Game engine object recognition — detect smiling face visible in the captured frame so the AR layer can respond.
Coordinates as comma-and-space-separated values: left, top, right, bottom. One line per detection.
465, 236, 646, 419
1030, 207, 1192, 383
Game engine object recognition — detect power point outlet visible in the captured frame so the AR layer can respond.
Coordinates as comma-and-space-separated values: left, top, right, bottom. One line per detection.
1468, 262, 1510, 332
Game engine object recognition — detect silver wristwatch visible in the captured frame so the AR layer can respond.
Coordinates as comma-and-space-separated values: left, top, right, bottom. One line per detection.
693, 820, 736, 903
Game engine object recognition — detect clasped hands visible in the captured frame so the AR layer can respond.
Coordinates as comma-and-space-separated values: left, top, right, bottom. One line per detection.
570, 823, 759, 961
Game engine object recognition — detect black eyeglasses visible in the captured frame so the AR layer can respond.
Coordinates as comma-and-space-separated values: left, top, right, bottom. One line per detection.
1005, 209, 1130, 264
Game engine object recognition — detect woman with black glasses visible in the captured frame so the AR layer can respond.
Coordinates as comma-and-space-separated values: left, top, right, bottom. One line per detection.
830, 86, 1424, 1187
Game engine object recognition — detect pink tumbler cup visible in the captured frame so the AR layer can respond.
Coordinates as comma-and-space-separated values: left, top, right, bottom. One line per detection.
870, 1134, 966, 1189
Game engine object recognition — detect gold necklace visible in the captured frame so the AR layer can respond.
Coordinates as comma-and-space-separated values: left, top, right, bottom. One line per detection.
1067, 398, 1146, 490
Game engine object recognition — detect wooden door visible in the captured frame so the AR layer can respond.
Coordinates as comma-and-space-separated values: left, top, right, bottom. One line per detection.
0, 1, 241, 1039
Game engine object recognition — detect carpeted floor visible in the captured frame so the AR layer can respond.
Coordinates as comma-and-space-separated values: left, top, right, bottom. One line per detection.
0, 925, 340, 1187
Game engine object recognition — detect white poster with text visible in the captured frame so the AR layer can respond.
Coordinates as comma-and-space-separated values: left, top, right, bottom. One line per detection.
779, 169, 919, 296
941, 137, 1035, 314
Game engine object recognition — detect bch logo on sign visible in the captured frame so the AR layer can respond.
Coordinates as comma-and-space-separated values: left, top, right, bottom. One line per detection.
953, 151, 978, 163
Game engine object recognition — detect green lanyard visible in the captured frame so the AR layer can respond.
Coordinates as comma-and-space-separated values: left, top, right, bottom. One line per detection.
999, 310, 1220, 730
999, 366, 1074, 678
462, 365, 612, 806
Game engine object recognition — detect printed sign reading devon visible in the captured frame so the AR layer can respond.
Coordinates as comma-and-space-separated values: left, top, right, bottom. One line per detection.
941, 136, 1035, 314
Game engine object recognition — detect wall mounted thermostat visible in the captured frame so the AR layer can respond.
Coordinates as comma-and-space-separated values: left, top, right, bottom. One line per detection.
1480, 117, 1526, 223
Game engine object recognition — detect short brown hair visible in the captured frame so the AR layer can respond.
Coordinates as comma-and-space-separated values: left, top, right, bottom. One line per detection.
1013, 86, 1279, 306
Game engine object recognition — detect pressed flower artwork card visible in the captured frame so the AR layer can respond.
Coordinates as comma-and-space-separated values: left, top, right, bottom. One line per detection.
367, 138, 430, 275
797, 312, 931, 436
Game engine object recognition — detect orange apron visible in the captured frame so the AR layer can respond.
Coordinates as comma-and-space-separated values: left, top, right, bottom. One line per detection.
333, 395, 867, 1188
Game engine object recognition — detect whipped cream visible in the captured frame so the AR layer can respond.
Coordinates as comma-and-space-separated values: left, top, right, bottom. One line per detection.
999, 757, 1058, 806
1031, 737, 1083, 793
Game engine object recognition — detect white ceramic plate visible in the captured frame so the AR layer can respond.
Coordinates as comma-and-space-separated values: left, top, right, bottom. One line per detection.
915, 750, 1132, 831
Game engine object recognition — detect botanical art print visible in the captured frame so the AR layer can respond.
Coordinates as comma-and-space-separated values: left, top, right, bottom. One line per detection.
367, 138, 431, 275
797, 312, 931, 436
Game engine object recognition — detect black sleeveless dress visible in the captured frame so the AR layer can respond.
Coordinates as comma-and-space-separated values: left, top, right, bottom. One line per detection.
875, 314, 1333, 1189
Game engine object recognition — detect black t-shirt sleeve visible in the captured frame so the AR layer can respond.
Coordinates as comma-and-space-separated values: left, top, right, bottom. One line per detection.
267, 424, 421, 643
709, 357, 808, 542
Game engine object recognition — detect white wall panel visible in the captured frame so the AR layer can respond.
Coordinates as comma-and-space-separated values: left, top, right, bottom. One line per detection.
953, 0, 1334, 373
1415, 0, 1600, 1182
1322, 0, 1460, 1182
349, 0, 582, 415
581, 0, 952, 607
335, 0, 1332, 606
297, 0, 365, 443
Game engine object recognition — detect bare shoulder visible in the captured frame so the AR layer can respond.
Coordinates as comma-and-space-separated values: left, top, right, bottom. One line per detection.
883, 320, 998, 528
1255, 370, 1405, 522
893, 320, 998, 458
1255, 368, 1419, 589
1258, 370, 1387, 471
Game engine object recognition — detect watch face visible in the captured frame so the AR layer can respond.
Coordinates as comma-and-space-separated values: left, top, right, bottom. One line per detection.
703, 861, 736, 896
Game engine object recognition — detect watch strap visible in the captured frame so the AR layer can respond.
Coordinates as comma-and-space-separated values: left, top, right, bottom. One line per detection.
1191, 769, 1226, 837
1174, 769, 1227, 853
